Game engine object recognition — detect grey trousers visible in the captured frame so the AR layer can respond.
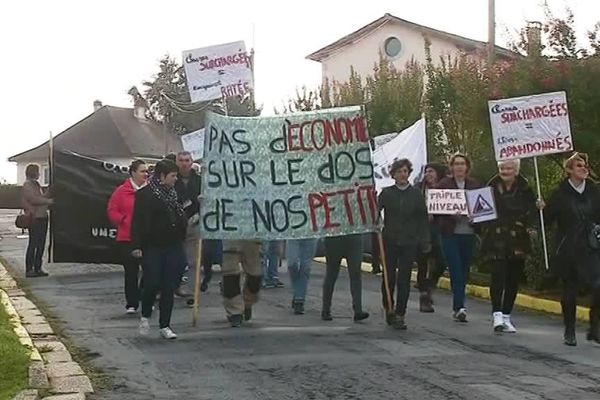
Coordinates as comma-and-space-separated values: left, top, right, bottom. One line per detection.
322, 234, 364, 314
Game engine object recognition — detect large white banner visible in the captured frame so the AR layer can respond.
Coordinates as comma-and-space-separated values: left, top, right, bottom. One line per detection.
371, 118, 427, 191
488, 91, 572, 161
182, 41, 253, 103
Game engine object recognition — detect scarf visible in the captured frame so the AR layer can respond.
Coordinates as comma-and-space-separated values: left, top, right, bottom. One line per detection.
148, 176, 185, 222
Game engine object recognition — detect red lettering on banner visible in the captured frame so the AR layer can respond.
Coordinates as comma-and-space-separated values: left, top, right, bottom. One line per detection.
499, 102, 569, 124
499, 137, 573, 159
285, 116, 369, 154
307, 184, 377, 231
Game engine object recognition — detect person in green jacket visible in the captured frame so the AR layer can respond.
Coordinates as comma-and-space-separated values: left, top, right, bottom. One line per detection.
378, 159, 430, 330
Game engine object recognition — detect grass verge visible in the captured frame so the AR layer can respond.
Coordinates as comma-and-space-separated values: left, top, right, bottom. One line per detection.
0, 256, 112, 394
0, 297, 29, 400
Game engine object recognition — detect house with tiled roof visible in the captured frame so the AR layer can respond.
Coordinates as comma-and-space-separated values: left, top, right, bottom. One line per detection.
9, 101, 182, 185
306, 13, 520, 85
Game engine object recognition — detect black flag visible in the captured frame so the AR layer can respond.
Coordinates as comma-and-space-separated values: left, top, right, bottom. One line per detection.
51, 151, 128, 264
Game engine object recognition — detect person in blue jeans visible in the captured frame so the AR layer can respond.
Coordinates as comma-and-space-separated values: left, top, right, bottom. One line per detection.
262, 240, 284, 288
435, 154, 481, 323
286, 238, 318, 314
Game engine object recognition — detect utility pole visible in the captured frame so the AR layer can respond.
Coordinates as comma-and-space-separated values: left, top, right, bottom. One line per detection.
488, 0, 496, 66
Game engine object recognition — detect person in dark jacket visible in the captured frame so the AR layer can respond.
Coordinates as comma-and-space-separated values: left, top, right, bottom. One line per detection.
415, 162, 447, 313
436, 154, 481, 323
481, 159, 537, 333
379, 159, 430, 329
321, 234, 370, 322
107, 160, 148, 314
131, 160, 186, 340
540, 152, 600, 346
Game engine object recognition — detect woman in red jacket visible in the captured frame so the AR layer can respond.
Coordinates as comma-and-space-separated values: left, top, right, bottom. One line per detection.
107, 160, 148, 314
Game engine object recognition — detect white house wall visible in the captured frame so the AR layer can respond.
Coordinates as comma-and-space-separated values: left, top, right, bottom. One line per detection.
320, 22, 470, 85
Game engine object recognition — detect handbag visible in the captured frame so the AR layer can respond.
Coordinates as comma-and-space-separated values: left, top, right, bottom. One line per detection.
15, 212, 34, 229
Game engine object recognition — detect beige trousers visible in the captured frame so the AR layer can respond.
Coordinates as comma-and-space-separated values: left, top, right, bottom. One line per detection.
221, 240, 262, 316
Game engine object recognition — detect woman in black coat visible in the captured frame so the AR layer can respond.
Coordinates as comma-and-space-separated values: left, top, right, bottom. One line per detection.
541, 152, 600, 346
481, 159, 537, 334
131, 160, 187, 340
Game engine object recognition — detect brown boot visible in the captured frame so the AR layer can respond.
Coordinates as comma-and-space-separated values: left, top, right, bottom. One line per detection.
419, 292, 434, 313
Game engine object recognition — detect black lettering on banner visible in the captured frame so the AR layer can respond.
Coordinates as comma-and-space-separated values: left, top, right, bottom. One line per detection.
219, 131, 235, 154
269, 124, 288, 154
355, 147, 374, 179
318, 154, 335, 183
271, 199, 289, 232
252, 200, 272, 232
221, 199, 237, 231
239, 161, 256, 187
288, 195, 307, 229
202, 199, 220, 232
287, 159, 305, 185
207, 161, 222, 188
334, 151, 355, 181
223, 161, 240, 187
270, 160, 287, 186
208, 126, 219, 152
232, 129, 251, 155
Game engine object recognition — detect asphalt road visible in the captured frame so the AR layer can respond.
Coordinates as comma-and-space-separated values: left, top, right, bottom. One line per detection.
1, 211, 600, 399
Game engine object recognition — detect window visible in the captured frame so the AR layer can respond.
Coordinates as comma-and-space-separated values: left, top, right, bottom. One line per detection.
384, 37, 402, 58
42, 166, 50, 186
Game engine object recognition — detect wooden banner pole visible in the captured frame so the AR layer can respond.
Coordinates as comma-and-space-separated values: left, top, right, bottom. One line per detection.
377, 232, 393, 314
533, 156, 550, 270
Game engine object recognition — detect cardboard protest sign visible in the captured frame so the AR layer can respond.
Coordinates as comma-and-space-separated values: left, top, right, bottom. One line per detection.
488, 91, 572, 161
426, 189, 468, 215
199, 106, 379, 240
181, 129, 205, 161
371, 118, 427, 191
465, 187, 497, 223
182, 41, 253, 103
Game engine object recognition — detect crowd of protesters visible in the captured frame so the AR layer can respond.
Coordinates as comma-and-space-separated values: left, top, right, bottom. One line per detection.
20, 150, 600, 346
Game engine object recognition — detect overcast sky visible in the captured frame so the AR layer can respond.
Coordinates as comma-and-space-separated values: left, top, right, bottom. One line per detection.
1, 0, 597, 182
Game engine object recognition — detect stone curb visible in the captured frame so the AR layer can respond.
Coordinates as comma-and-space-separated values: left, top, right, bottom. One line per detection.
313, 257, 590, 322
0, 263, 94, 400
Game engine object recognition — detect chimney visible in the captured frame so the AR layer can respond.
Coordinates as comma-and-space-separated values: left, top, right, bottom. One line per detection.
526, 21, 542, 57
93, 100, 103, 112
133, 102, 147, 120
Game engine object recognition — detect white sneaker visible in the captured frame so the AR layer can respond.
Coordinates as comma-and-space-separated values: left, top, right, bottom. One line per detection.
503, 314, 517, 333
139, 317, 150, 336
160, 327, 178, 340
126, 307, 137, 315
493, 312, 504, 332
454, 308, 468, 323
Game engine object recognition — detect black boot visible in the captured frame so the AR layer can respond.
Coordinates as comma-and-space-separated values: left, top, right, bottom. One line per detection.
321, 310, 332, 321
419, 292, 434, 313
564, 326, 577, 346
26, 267, 36, 278
34, 268, 49, 277
293, 300, 305, 315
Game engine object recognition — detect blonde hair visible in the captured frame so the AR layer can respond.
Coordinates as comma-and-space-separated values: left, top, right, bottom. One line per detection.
564, 152, 588, 171
497, 159, 521, 174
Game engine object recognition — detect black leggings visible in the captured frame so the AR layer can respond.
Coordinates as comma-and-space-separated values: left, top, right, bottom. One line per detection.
562, 269, 600, 331
490, 258, 523, 314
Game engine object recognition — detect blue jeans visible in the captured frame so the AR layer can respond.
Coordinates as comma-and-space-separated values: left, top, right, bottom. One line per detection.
141, 244, 186, 328
287, 239, 318, 301
441, 234, 476, 311
261, 240, 282, 284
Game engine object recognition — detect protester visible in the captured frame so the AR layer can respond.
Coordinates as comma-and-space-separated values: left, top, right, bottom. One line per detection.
286, 238, 318, 315
378, 159, 430, 329
22, 164, 53, 278
131, 159, 186, 340
174, 151, 201, 297
436, 154, 481, 322
261, 240, 285, 288
539, 152, 600, 346
322, 235, 369, 322
481, 159, 537, 333
221, 240, 263, 327
416, 162, 447, 313
107, 160, 148, 314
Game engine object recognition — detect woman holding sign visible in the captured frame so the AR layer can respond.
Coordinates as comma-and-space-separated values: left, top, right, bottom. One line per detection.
481, 159, 537, 333
539, 152, 600, 346
436, 154, 481, 323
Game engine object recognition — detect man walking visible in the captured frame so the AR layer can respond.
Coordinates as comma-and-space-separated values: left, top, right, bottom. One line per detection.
175, 151, 201, 296
378, 159, 430, 329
